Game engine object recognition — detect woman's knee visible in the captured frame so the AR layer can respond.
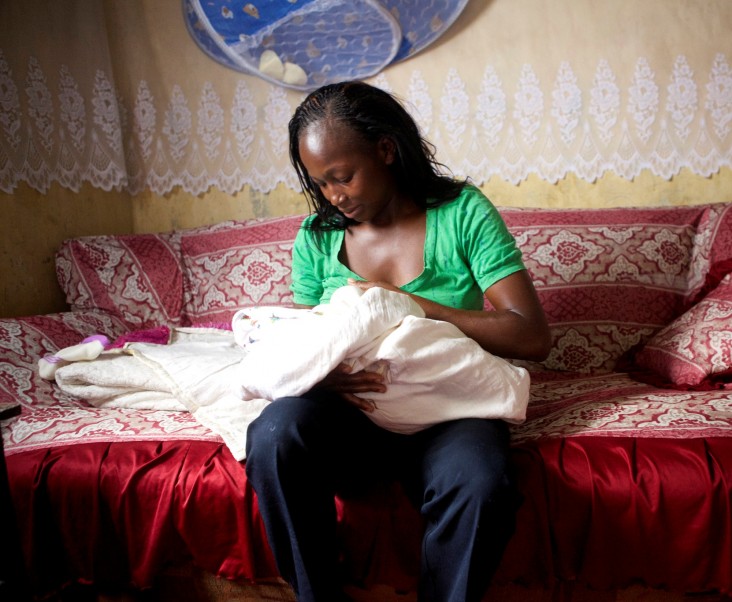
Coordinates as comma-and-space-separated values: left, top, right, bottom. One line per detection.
435, 456, 514, 512
246, 393, 366, 464
247, 396, 319, 454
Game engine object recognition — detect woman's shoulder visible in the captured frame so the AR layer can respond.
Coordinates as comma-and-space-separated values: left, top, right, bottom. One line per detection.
431, 184, 498, 218
294, 214, 342, 253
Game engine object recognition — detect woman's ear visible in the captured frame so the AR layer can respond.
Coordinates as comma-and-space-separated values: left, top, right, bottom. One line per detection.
378, 136, 397, 165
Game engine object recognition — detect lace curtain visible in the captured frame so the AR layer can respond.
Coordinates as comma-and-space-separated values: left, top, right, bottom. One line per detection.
1, 0, 731, 196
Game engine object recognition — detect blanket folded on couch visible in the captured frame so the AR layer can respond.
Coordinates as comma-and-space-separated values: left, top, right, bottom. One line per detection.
51, 286, 530, 460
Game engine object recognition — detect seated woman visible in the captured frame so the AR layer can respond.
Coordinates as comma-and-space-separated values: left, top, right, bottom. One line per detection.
244, 81, 551, 602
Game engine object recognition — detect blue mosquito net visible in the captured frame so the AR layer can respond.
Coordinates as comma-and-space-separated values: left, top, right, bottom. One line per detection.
183, 0, 469, 91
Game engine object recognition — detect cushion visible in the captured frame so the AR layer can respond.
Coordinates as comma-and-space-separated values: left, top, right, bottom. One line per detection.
634, 272, 732, 388
55, 234, 186, 329
181, 215, 304, 325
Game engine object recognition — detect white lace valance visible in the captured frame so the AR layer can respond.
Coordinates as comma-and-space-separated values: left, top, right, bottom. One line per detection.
1, 0, 731, 196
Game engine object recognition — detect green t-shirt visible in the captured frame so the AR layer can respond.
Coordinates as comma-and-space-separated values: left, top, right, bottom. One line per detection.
290, 185, 525, 310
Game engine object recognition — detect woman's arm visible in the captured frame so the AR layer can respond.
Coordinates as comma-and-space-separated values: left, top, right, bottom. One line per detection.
349, 270, 551, 361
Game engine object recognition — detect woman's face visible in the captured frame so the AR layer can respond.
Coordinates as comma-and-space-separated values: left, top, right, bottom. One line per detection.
298, 121, 399, 223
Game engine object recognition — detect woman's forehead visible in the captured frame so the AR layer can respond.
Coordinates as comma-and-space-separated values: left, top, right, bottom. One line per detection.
300, 121, 368, 156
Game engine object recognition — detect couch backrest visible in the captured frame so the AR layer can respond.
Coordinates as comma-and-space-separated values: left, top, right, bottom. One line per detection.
501, 203, 732, 372
56, 202, 732, 373
56, 215, 305, 330
179, 216, 303, 324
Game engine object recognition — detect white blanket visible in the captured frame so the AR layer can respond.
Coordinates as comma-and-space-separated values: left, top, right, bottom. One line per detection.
53, 286, 530, 461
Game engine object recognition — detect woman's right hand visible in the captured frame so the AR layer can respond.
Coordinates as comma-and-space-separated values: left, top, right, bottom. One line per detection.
315, 363, 386, 413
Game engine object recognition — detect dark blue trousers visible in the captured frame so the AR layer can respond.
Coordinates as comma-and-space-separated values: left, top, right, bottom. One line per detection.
245, 392, 519, 602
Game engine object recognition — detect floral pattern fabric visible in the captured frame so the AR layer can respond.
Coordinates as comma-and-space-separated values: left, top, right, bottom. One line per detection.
501, 203, 732, 372
180, 215, 302, 324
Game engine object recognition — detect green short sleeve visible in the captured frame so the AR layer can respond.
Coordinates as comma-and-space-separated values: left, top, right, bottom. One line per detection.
456, 188, 525, 291
290, 216, 326, 306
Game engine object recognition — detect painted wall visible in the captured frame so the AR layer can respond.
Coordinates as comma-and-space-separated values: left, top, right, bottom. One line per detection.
131, 169, 732, 234
1, 184, 134, 318
2, 0, 731, 318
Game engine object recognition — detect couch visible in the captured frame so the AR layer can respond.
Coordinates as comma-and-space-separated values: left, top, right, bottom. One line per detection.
2, 202, 732, 601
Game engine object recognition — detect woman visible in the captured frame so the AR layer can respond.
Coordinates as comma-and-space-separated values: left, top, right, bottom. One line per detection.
245, 81, 551, 602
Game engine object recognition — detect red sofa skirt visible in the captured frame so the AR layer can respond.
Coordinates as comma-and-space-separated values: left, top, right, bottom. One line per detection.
7, 435, 732, 597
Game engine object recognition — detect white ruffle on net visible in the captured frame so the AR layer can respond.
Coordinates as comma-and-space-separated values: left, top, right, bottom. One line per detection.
1, 49, 731, 196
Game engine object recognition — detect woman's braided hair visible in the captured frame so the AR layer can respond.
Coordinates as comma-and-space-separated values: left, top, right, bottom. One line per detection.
288, 81, 467, 231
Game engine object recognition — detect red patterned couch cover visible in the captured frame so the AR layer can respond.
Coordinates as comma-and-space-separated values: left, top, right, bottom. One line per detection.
3, 204, 732, 598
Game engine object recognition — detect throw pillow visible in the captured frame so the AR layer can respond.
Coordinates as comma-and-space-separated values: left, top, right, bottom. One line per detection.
634, 272, 732, 388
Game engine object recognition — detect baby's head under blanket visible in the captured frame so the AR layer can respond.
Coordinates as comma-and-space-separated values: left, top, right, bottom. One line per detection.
232, 283, 425, 348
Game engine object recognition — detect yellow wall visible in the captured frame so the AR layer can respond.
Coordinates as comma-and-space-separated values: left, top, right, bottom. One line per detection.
1, 183, 134, 318
3, 0, 732, 318
131, 184, 307, 234
131, 168, 732, 238
2, 167, 731, 318
481, 168, 732, 210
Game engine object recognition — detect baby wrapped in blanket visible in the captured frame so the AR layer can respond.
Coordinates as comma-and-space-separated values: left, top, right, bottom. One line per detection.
232, 285, 530, 434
